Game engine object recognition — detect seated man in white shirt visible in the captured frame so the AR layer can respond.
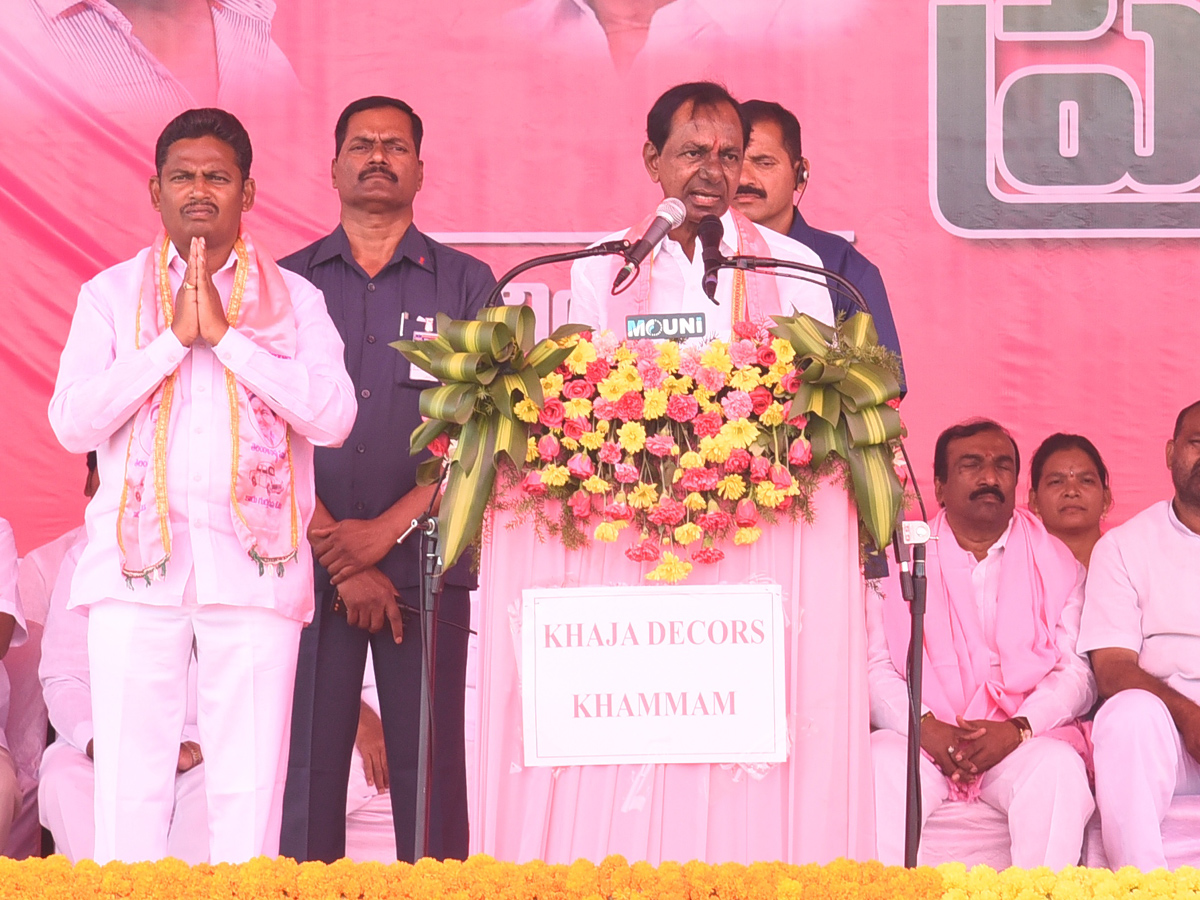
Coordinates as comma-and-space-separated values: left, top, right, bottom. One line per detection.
0, 517, 26, 853
1080, 399, 1200, 870
866, 419, 1095, 868
570, 81, 833, 340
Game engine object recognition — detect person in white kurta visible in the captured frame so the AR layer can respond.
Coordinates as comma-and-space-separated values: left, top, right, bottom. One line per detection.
47, 109, 356, 864
0, 518, 27, 853
1079, 400, 1200, 870
38, 532, 209, 863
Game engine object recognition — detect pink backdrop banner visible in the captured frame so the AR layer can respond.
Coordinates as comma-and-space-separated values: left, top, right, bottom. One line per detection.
2, 0, 1198, 554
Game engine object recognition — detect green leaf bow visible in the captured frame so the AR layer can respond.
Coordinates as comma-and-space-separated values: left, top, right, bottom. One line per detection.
392, 306, 588, 569
769, 312, 904, 549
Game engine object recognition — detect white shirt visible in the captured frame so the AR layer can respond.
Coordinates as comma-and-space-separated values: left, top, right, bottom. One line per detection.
17, 526, 83, 629
570, 208, 835, 340
0, 518, 27, 754
866, 516, 1095, 736
48, 241, 357, 623
1079, 499, 1200, 704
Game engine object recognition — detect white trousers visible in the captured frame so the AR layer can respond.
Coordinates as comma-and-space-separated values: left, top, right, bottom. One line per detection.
0, 747, 17, 852
88, 599, 301, 864
38, 739, 209, 863
871, 728, 1094, 868
1093, 689, 1200, 870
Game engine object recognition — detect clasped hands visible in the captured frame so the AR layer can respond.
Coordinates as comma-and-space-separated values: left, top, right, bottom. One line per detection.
919, 715, 1024, 784
310, 515, 406, 643
170, 235, 229, 347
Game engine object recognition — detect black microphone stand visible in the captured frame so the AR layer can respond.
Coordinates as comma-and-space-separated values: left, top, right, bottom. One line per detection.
711, 250, 932, 867
485, 240, 632, 309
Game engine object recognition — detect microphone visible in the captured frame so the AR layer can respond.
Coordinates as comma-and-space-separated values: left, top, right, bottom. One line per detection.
698, 214, 724, 302
611, 198, 687, 291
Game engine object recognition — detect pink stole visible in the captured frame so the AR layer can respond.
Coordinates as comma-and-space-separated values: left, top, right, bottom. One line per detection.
880, 508, 1087, 798
117, 230, 300, 585
605, 207, 781, 329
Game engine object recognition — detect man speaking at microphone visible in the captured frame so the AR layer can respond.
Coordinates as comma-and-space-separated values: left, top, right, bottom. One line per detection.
570, 82, 834, 338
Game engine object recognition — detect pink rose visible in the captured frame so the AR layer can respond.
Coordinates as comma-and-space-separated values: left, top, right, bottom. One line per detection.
720, 390, 753, 420
605, 500, 633, 521
592, 398, 618, 420
693, 411, 723, 438
756, 345, 777, 367
788, 437, 813, 467
691, 545, 725, 564
613, 463, 640, 484
567, 452, 595, 480
539, 397, 565, 428
520, 471, 547, 496
749, 386, 773, 416
697, 366, 727, 392
749, 456, 771, 483
729, 339, 758, 369
563, 417, 586, 440
770, 464, 793, 490
616, 391, 645, 421
427, 432, 450, 457
562, 378, 594, 400
680, 466, 719, 492
645, 433, 677, 457
568, 490, 593, 519
537, 434, 561, 462
697, 510, 733, 534
585, 359, 612, 384
648, 498, 686, 527
781, 369, 803, 395
637, 358, 666, 390
735, 498, 759, 528
598, 442, 622, 464
666, 393, 699, 423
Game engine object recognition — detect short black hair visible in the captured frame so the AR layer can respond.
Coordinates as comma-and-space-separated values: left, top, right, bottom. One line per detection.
1173, 400, 1200, 438
741, 99, 802, 165
933, 418, 1020, 482
155, 108, 252, 180
1030, 433, 1109, 491
646, 81, 748, 154
335, 96, 424, 157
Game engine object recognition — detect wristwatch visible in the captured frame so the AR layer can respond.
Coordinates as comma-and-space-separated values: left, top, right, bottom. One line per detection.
1010, 716, 1032, 743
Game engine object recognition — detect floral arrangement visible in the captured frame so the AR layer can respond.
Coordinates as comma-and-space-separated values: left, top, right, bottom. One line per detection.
397, 309, 905, 583
3, 854, 1197, 900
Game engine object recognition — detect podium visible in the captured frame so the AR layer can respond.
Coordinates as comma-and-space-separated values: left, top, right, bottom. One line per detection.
469, 478, 875, 865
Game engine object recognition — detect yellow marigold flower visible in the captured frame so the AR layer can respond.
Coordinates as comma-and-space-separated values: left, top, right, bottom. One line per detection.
562, 437, 579, 451
755, 482, 785, 509
729, 366, 761, 392
541, 372, 564, 397
693, 387, 712, 405
595, 420, 611, 435
598, 365, 643, 402
594, 521, 628, 542
613, 345, 635, 364
628, 482, 659, 509
514, 397, 541, 424
771, 338, 796, 365
563, 397, 593, 419
761, 367, 782, 388
673, 469, 684, 482
770, 360, 792, 383
759, 402, 785, 427
642, 389, 667, 420
721, 418, 759, 449
526, 436, 539, 463
656, 341, 681, 372
684, 492, 706, 511
734, 526, 763, 545
699, 434, 733, 464
674, 522, 703, 545
701, 342, 733, 374
679, 450, 704, 469
565, 340, 597, 375
645, 551, 693, 584
579, 430, 605, 450
582, 475, 611, 494
664, 375, 694, 395
717, 474, 747, 501
617, 421, 646, 453
541, 465, 570, 487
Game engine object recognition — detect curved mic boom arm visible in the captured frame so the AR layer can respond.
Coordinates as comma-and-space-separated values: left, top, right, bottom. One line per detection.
714, 254, 870, 315
484, 240, 632, 308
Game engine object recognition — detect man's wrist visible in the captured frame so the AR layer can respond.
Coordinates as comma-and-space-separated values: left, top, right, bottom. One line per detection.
1008, 716, 1032, 744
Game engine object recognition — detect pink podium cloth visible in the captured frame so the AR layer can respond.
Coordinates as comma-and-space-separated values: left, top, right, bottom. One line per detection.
470, 479, 875, 864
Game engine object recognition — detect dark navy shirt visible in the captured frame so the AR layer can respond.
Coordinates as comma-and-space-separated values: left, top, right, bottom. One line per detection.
788, 210, 905, 391
280, 224, 496, 591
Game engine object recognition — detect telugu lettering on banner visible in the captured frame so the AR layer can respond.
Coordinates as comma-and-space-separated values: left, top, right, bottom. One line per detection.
520, 584, 788, 767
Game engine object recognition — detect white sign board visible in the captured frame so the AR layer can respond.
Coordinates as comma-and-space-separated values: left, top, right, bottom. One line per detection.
520, 584, 788, 767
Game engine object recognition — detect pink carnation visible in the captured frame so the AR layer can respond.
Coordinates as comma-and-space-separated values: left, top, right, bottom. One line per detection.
585, 359, 612, 385
625, 538, 661, 563
788, 437, 813, 467
567, 453, 595, 480
537, 434, 561, 462
749, 386, 773, 416
627, 339, 657, 362
645, 433, 677, 457
724, 448, 751, 473
637, 357, 665, 390
735, 498, 759, 528
539, 397, 565, 428
756, 345, 778, 367
520, 471, 547, 497
648, 498, 686, 527
592, 331, 620, 358
562, 378, 594, 400
729, 339, 758, 369
697, 510, 733, 534
598, 442, 622, 464
720, 390, 753, 420
678, 345, 703, 378
666, 393, 699, 423
691, 545, 725, 564
605, 500, 634, 521
697, 366, 727, 392
563, 417, 587, 440
732, 318, 763, 341
693, 411, 723, 438
616, 391, 645, 421
592, 398, 618, 420
680, 466, 720, 492
749, 456, 771, 483
613, 463, 640, 484
568, 490, 593, 519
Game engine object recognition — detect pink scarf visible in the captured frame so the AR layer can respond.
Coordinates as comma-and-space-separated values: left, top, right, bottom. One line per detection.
116, 230, 300, 585
605, 207, 781, 330
881, 508, 1087, 798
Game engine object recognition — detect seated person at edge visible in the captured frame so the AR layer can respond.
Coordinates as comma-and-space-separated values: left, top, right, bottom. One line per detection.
731, 99, 904, 380
570, 81, 834, 340
0, 518, 25, 852
1079, 400, 1200, 871
1028, 433, 1112, 569
866, 419, 1095, 868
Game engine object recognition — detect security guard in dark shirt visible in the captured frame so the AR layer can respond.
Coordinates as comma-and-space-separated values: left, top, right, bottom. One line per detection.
279, 96, 495, 863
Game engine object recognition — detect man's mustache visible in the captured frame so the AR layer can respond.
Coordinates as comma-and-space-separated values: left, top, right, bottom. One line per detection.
969, 485, 1006, 503
736, 185, 767, 199
360, 164, 397, 182
182, 201, 218, 215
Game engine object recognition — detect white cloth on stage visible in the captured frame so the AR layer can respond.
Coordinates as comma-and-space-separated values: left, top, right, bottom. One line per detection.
1079, 500, 1200, 870
569, 208, 834, 340
344, 650, 397, 864
48, 239, 354, 864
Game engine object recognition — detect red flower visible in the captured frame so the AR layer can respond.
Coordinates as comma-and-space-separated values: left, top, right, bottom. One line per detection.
645, 433, 676, 457
697, 510, 733, 534
735, 498, 759, 528
788, 437, 813, 467
691, 545, 725, 564
680, 467, 720, 492
539, 397, 565, 428
749, 385, 773, 416
585, 359, 612, 384
427, 432, 450, 457
520, 471, 547, 496
887, 397, 902, 410
625, 538, 661, 563
598, 442, 622, 464
567, 453, 594, 480
605, 500, 634, 521
749, 456, 771, 483
732, 318, 760, 340
777, 494, 793, 511
648, 498, 686, 526
562, 378, 594, 400
563, 417, 586, 440
568, 490, 593, 519
613, 463, 640, 484
616, 391, 645, 421
693, 411, 723, 438
666, 393, 699, 423
781, 369, 803, 395
724, 448, 751, 473
756, 345, 777, 367
537, 434, 561, 462
593, 398, 618, 420
770, 464, 793, 490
